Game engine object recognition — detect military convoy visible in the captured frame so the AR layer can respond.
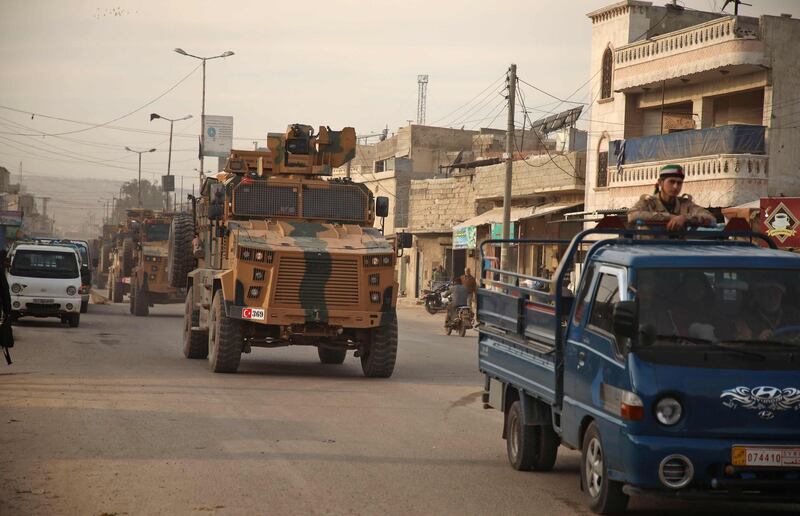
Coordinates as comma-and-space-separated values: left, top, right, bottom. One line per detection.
171, 124, 408, 377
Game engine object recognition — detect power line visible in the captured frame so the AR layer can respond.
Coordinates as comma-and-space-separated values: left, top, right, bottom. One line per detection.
0, 64, 202, 137
428, 73, 506, 126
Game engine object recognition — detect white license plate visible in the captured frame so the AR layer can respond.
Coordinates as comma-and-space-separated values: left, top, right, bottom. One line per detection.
732, 446, 800, 467
241, 308, 265, 321
32, 298, 54, 304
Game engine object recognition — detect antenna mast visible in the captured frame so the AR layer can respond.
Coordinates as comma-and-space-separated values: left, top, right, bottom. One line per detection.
417, 74, 429, 125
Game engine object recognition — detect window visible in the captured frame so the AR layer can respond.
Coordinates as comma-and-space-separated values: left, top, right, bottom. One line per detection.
572, 263, 595, 325
601, 47, 613, 100
588, 273, 620, 334
596, 151, 608, 188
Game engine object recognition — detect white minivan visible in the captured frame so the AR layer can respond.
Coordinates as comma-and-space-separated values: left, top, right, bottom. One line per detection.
7, 243, 83, 327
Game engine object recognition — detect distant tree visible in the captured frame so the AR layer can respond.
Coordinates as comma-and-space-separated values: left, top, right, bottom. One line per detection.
112, 179, 168, 223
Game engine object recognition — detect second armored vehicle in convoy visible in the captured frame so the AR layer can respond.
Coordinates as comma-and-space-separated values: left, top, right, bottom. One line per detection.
128, 211, 188, 316
178, 124, 409, 377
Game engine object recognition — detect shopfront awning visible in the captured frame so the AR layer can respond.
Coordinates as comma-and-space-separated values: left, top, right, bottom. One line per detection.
454, 202, 582, 229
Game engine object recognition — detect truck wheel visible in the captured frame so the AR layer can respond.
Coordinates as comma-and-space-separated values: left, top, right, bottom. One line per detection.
207, 292, 242, 373
121, 238, 134, 277
67, 314, 80, 328
507, 401, 536, 471
582, 422, 629, 514
318, 347, 347, 364
168, 213, 194, 288
183, 286, 208, 359
361, 312, 398, 378
133, 282, 149, 316
80, 299, 88, 313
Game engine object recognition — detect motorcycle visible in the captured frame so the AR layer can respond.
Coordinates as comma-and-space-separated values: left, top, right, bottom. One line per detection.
422, 282, 450, 314
445, 305, 474, 337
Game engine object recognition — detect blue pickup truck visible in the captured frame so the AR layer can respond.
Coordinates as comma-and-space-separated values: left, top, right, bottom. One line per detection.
478, 226, 800, 514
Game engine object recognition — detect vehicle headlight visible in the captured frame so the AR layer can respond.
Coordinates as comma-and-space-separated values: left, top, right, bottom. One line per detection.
655, 397, 683, 426
382, 255, 392, 266
371, 256, 380, 266
66, 286, 77, 296
11, 283, 22, 294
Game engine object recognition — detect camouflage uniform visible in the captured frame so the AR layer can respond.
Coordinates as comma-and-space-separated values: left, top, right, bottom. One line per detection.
627, 194, 716, 226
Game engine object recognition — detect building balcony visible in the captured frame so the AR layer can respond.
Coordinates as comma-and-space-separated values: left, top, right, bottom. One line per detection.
605, 125, 767, 207
607, 153, 767, 207
614, 16, 767, 91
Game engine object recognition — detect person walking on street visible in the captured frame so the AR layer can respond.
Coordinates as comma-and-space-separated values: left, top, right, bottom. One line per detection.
627, 164, 716, 231
0, 250, 14, 365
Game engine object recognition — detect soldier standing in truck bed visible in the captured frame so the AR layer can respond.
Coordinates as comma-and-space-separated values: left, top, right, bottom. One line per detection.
627, 164, 716, 231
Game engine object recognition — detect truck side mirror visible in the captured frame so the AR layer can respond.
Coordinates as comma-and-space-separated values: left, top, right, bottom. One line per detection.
612, 300, 638, 339
208, 183, 225, 221
376, 196, 389, 218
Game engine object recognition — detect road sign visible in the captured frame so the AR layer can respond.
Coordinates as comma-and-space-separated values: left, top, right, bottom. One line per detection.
161, 175, 175, 192
202, 115, 233, 158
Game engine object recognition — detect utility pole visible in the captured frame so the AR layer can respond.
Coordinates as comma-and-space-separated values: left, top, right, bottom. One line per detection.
501, 64, 517, 272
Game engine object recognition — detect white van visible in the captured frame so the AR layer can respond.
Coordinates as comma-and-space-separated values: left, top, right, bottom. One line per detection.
7, 243, 83, 327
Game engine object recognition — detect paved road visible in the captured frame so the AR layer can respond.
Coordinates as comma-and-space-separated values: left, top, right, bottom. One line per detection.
1, 300, 797, 515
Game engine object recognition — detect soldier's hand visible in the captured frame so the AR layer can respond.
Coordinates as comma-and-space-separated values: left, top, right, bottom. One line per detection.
666, 215, 688, 231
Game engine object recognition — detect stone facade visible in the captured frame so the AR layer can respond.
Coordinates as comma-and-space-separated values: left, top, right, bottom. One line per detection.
585, 1, 800, 215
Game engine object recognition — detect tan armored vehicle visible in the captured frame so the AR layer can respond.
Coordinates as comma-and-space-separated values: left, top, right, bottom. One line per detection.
181, 123, 409, 377
108, 210, 145, 303
129, 211, 187, 316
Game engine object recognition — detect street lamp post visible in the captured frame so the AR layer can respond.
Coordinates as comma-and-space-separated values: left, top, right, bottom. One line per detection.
150, 113, 192, 209
173, 48, 234, 185
125, 146, 156, 208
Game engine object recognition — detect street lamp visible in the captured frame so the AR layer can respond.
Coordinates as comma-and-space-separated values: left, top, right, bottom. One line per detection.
125, 146, 156, 207
173, 48, 234, 184
150, 113, 192, 210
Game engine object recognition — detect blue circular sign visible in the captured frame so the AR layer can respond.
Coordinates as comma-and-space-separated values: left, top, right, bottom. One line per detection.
207, 127, 217, 138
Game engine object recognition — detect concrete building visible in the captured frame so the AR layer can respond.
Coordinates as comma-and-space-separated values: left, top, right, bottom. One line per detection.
333, 124, 551, 239
584, 1, 800, 215
405, 150, 585, 298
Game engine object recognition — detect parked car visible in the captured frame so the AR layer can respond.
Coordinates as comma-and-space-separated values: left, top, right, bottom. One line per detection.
7, 243, 82, 327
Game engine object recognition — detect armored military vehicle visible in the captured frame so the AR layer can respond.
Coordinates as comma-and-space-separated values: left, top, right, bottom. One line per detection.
179, 124, 408, 377
129, 211, 186, 316
108, 209, 147, 303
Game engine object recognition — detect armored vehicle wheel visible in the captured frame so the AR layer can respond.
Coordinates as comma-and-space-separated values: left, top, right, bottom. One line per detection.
133, 281, 149, 316
80, 299, 88, 313
66, 314, 80, 328
111, 277, 124, 303
183, 286, 208, 359
168, 213, 194, 288
506, 400, 560, 472
121, 238, 134, 277
207, 291, 242, 373
581, 422, 628, 514
318, 347, 347, 364
360, 312, 398, 378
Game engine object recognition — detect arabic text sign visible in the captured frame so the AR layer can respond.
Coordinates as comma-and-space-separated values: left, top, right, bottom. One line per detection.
453, 226, 477, 249
202, 115, 233, 158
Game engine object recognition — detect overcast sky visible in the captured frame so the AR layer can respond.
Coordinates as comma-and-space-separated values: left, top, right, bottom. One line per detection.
1, 0, 798, 190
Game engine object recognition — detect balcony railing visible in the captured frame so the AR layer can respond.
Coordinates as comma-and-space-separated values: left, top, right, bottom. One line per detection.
615, 16, 760, 69
608, 153, 767, 188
